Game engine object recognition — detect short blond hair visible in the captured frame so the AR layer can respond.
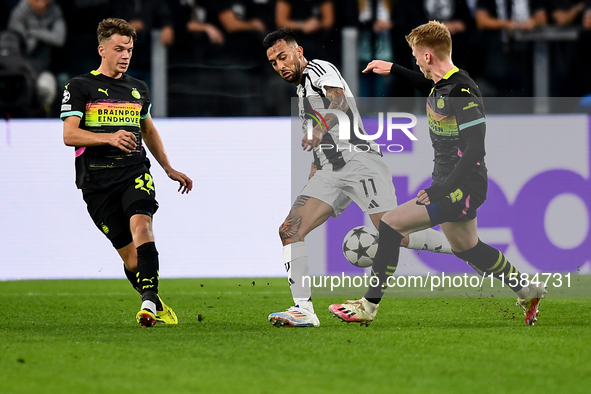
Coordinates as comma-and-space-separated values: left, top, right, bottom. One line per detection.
405, 21, 452, 61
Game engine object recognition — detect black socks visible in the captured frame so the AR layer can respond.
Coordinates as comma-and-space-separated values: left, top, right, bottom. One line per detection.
454, 240, 523, 292
137, 241, 160, 299
364, 221, 404, 303
123, 265, 141, 293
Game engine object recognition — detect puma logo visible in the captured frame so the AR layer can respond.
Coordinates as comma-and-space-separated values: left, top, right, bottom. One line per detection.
461, 88, 470, 94
98, 88, 109, 96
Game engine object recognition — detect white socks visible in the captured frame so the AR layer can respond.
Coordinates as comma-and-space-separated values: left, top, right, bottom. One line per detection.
407, 228, 452, 254
515, 284, 532, 299
141, 300, 157, 314
283, 242, 315, 314
361, 297, 378, 313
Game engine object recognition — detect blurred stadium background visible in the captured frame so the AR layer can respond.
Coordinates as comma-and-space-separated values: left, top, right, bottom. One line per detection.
3, 0, 591, 118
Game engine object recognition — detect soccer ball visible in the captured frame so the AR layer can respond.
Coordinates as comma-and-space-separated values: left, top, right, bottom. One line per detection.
342, 226, 379, 268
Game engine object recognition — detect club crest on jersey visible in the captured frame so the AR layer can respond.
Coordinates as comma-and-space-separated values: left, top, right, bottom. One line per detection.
131, 88, 141, 99
449, 188, 463, 203
437, 98, 445, 109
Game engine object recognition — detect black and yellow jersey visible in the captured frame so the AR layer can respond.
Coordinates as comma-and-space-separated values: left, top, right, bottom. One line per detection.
60, 70, 151, 190
426, 67, 487, 184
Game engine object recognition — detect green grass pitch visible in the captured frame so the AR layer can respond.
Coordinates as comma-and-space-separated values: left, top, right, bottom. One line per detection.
1, 277, 590, 394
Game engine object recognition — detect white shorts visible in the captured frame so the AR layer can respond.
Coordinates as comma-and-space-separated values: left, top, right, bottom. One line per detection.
300, 153, 398, 217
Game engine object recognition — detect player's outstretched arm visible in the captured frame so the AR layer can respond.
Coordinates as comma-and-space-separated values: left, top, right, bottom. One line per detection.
364, 60, 433, 94
363, 60, 393, 75
63, 116, 138, 153
140, 115, 193, 194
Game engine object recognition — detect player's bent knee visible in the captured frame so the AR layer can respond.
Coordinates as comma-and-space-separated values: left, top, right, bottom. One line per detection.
382, 208, 421, 235
381, 213, 405, 232
132, 222, 152, 240
130, 216, 153, 242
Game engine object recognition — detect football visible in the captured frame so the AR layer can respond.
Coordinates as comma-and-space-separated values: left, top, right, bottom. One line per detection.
342, 226, 379, 268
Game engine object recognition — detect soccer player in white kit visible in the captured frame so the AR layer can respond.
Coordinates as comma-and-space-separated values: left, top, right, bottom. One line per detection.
264, 28, 452, 327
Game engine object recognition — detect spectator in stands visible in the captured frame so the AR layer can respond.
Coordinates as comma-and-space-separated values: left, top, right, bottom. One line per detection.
0, 30, 38, 117
476, 0, 546, 30
585, 1, 591, 28
8, 0, 67, 112
549, 0, 585, 24
474, 0, 547, 96
251, 0, 276, 33
57, 0, 109, 77
388, 1, 420, 100
275, 0, 335, 63
186, 1, 224, 46
547, 0, 584, 95
167, 0, 226, 64
388, 1, 475, 100
1, 1, 13, 30
109, 0, 175, 85
391, 1, 475, 84
466, 0, 478, 15
214, 0, 268, 65
422, 0, 475, 71
164, 0, 215, 64
217, 0, 267, 35
358, 0, 392, 97
8, 0, 66, 71
562, 1, 591, 96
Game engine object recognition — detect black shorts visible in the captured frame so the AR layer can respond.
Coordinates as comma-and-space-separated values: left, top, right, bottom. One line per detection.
426, 177, 487, 226
82, 171, 159, 249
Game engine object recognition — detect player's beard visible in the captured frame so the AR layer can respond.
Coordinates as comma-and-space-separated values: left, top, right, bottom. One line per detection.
283, 61, 302, 84
292, 62, 302, 82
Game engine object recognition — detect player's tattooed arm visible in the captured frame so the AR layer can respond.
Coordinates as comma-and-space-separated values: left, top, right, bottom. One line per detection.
302, 86, 348, 151
325, 86, 349, 110
323, 86, 349, 129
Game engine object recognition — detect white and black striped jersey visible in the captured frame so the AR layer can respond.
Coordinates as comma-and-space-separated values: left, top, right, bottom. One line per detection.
296, 59, 380, 171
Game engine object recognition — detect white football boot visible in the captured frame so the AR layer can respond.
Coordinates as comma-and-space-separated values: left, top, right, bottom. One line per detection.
516, 281, 548, 325
268, 306, 320, 327
328, 298, 379, 326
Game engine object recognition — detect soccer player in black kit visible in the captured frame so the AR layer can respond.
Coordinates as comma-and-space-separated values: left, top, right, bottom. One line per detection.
60, 18, 192, 327
329, 21, 547, 326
